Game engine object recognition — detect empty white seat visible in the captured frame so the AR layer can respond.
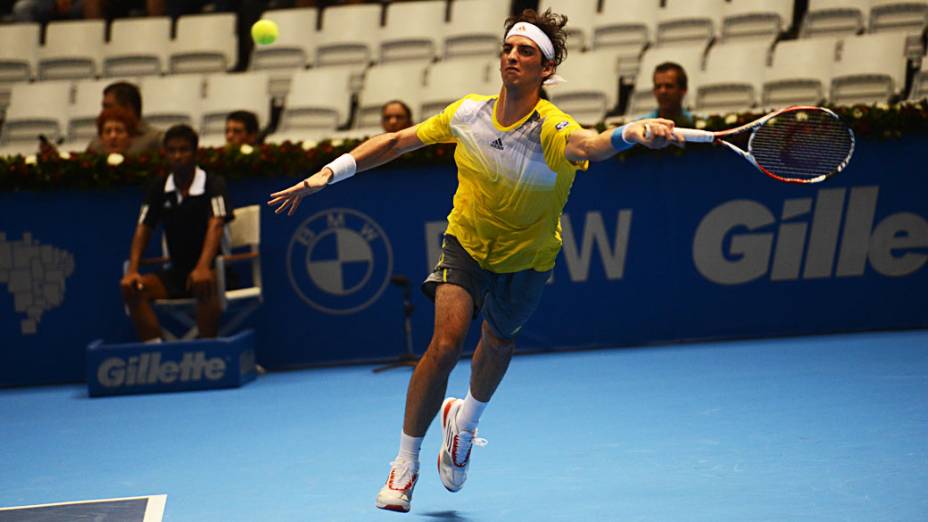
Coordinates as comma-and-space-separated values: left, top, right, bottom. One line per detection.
830, 32, 909, 105
763, 38, 838, 108
104, 17, 171, 77
380, 0, 446, 64
170, 13, 238, 74
0, 23, 40, 83
316, 4, 382, 70
444, 0, 512, 61
421, 58, 494, 120
275, 67, 354, 142
627, 45, 704, 116
356, 62, 426, 132
539, 0, 598, 52
721, 0, 794, 44
39, 20, 105, 80
201, 72, 270, 138
801, 0, 870, 38
141, 75, 204, 130
696, 41, 770, 114
910, 58, 928, 100
251, 8, 318, 71
656, 0, 724, 48
592, 0, 659, 80
548, 49, 621, 126
869, 0, 928, 33
1, 81, 71, 146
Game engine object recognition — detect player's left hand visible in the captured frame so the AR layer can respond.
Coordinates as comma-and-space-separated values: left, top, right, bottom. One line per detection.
188, 266, 216, 299
267, 169, 331, 216
626, 119, 685, 150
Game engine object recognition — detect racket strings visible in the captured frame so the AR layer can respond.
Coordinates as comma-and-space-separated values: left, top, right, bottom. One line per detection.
750, 110, 854, 181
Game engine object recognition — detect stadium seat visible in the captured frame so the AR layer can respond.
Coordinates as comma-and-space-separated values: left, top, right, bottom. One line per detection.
626, 46, 704, 116
539, 0, 599, 52
131, 204, 264, 341
141, 75, 204, 130
170, 13, 238, 74
355, 62, 426, 133
869, 0, 928, 33
696, 41, 771, 114
444, 0, 512, 61
104, 17, 171, 78
201, 72, 270, 142
721, 0, 794, 44
38, 20, 105, 80
548, 49, 621, 126
910, 58, 928, 101
380, 0, 446, 64
656, 0, 724, 48
592, 0, 659, 81
830, 32, 909, 105
316, 4, 382, 71
0, 23, 40, 113
762, 38, 838, 108
251, 8, 318, 71
0, 81, 71, 150
420, 58, 494, 120
274, 67, 354, 143
800, 0, 870, 38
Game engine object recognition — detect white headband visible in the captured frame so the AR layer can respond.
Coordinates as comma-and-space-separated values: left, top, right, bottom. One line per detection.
505, 22, 566, 86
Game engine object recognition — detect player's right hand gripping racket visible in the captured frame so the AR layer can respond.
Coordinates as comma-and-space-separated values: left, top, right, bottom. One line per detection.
671, 106, 855, 184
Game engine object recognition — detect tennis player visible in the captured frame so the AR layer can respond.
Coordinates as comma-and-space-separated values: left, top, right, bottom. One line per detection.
268, 9, 682, 513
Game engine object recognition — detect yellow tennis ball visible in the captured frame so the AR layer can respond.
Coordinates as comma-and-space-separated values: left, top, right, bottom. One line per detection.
251, 19, 278, 45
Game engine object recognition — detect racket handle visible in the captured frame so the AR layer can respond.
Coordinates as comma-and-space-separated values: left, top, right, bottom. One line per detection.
674, 128, 716, 143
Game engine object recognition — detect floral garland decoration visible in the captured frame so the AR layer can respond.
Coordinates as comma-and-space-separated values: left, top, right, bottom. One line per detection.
2, 100, 926, 191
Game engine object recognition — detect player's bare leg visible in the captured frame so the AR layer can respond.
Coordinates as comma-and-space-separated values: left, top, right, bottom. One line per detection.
469, 320, 514, 402
121, 273, 168, 341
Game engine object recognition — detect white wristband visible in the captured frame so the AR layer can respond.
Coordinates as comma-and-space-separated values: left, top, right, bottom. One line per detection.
324, 153, 356, 184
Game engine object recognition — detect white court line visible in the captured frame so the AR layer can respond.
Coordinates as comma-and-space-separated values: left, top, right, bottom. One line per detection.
0, 494, 167, 522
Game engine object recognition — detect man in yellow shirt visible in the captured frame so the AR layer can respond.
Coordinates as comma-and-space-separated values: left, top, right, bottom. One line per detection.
269, 8, 682, 513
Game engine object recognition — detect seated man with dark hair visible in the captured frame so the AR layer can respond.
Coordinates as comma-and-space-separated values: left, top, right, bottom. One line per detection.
225, 110, 260, 147
87, 81, 164, 158
643, 61, 694, 128
120, 124, 234, 343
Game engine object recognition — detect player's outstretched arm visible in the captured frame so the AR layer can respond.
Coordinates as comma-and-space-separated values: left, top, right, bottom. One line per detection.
565, 119, 683, 163
267, 125, 426, 216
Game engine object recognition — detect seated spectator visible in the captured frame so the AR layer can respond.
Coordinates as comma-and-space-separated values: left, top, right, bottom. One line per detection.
642, 62, 694, 128
95, 107, 137, 156
87, 82, 163, 158
225, 110, 260, 147
120, 124, 234, 342
381, 100, 413, 133
12, 0, 82, 22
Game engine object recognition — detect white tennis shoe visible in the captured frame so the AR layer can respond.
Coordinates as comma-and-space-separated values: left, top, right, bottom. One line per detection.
438, 397, 487, 492
375, 459, 419, 513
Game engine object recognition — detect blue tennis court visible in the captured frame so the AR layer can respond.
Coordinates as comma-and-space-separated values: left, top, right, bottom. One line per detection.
2, 330, 926, 521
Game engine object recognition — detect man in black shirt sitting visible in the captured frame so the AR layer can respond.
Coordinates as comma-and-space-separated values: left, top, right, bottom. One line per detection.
120, 125, 234, 342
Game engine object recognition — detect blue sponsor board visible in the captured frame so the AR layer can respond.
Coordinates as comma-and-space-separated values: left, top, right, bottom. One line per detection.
86, 330, 256, 397
2, 137, 927, 386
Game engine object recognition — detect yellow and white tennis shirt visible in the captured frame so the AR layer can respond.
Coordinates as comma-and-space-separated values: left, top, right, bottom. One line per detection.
417, 94, 589, 273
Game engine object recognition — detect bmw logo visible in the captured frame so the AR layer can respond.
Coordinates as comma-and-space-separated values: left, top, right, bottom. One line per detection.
286, 208, 394, 315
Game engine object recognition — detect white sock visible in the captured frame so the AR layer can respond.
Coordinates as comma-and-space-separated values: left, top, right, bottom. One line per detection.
458, 390, 488, 432
396, 432, 422, 465
143, 338, 162, 344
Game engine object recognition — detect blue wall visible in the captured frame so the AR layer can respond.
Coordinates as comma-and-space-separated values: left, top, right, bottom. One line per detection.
2, 137, 926, 386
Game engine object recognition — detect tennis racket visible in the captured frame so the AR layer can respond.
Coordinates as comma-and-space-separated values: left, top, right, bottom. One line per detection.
667, 106, 855, 184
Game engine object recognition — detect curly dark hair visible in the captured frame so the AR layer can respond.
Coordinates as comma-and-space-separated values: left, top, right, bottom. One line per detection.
503, 8, 569, 68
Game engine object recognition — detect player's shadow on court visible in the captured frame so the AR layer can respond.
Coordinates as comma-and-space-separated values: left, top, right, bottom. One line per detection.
420, 510, 473, 522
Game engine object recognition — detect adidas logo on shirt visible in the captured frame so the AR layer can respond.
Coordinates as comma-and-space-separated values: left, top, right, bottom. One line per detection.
489, 137, 504, 150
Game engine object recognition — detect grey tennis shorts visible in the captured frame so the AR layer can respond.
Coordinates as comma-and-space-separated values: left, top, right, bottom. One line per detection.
421, 235, 551, 340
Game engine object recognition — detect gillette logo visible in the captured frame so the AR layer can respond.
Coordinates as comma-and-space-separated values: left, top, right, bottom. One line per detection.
97, 351, 227, 387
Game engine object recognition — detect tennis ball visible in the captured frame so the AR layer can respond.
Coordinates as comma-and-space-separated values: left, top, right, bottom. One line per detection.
251, 19, 278, 45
